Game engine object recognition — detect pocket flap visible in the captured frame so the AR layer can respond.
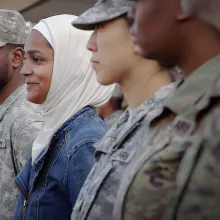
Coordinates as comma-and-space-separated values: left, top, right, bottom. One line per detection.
0, 139, 6, 149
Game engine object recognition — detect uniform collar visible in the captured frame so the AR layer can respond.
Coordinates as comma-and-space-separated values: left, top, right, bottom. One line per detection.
95, 83, 175, 154
165, 55, 220, 115
0, 85, 25, 120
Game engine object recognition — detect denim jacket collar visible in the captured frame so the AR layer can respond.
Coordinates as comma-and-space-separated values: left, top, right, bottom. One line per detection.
34, 106, 94, 167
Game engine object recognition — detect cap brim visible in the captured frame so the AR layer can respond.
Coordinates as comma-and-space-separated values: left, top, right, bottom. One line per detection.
72, 2, 134, 30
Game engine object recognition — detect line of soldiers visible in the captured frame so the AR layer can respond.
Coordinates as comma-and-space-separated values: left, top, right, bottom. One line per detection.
0, 0, 220, 219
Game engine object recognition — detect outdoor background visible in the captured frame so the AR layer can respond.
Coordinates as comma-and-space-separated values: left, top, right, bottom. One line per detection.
0, 0, 96, 31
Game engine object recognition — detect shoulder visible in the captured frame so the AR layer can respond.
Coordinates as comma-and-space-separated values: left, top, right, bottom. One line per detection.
72, 111, 107, 137
4, 93, 43, 136
65, 110, 108, 154
8, 92, 42, 121
165, 103, 220, 220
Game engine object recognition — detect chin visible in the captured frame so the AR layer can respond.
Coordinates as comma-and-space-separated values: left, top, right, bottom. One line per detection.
96, 75, 110, 86
97, 78, 116, 86
96, 71, 118, 86
26, 94, 44, 104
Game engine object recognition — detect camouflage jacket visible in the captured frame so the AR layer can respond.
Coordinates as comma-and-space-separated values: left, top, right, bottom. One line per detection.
71, 84, 174, 220
113, 55, 220, 220
104, 110, 124, 127
0, 86, 43, 220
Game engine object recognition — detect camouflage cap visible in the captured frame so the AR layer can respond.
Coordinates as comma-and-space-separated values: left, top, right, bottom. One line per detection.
0, 10, 26, 47
72, 0, 134, 30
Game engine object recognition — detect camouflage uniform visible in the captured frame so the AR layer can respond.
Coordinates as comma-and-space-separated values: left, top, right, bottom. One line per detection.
0, 86, 43, 220
0, 10, 43, 220
0, 10, 26, 46
104, 110, 124, 127
113, 55, 220, 220
71, 84, 174, 220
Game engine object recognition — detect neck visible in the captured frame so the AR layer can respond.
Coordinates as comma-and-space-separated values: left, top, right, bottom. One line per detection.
178, 22, 220, 76
120, 59, 171, 109
102, 107, 117, 119
0, 69, 24, 104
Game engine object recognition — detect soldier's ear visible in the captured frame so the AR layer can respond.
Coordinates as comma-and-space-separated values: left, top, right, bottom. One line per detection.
12, 47, 25, 69
129, 32, 142, 55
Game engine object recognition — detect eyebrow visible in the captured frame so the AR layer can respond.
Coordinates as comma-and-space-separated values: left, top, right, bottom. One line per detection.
26, 50, 44, 55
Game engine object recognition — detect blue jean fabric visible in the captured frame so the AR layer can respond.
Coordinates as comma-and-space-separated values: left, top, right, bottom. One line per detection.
13, 106, 107, 220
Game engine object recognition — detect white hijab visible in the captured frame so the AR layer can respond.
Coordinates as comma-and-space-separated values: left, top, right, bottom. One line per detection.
31, 14, 115, 164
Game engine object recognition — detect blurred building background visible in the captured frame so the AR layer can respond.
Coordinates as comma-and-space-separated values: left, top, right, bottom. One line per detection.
0, 0, 96, 32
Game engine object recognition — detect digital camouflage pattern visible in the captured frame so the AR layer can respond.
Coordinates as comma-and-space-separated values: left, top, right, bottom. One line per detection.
0, 86, 43, 220
71, 83, 174, 220
113, 55, 220, 220
104, 110, 124, 127
0, 9, 26, 47
72, 0, 134, 30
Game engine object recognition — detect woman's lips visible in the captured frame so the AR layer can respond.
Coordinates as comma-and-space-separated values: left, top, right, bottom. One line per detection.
91, 59, 100, 68
26, 82, 39, 90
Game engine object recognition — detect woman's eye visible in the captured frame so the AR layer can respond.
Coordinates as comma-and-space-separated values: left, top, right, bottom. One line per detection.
33, 57, 41, 63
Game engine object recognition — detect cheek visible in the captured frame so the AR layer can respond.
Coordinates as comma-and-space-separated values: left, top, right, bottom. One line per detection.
26, 84, 45, 104
38, 64, 53, 88
27, 66, 53, 104
96, 32, 133, 84
98, 58, 130, 85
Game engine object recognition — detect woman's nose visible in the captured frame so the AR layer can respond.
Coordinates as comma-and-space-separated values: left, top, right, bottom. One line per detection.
87, 31, 98, 52
20, 60, 32, 76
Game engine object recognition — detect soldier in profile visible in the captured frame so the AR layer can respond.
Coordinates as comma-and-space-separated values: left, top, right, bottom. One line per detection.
113, 0, 220, 219
71, 0, 175, 219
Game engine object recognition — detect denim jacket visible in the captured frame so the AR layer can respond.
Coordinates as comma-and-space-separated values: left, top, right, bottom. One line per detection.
13, 106, 107, 220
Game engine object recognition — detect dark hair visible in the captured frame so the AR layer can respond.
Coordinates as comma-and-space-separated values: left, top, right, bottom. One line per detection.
123, 14, 133, 27
110, 97, 123, 110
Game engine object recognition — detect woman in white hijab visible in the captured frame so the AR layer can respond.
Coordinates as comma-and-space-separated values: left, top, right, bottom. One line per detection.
13, 14, 114, 220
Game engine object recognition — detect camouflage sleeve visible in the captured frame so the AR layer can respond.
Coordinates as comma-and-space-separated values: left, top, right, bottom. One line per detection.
13, 121, 42, 171
164, 109, 220, 220
122, 149, 179, 220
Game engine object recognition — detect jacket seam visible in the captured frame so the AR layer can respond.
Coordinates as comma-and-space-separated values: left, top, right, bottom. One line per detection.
52, 110, 95, 140
36, 143, 65, 217
69, 140, 97, 157
16, 176, 27, 199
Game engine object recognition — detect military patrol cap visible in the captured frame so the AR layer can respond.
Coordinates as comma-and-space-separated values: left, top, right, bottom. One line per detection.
0, 9, 26, 47
72, 0, 134, 30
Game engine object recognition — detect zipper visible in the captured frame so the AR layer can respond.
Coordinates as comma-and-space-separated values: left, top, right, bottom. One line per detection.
15, 172, 39, 220
14, 179, 27, 220
22, 200, 28, 220
21, 191, 34, 220
14, 180, 28, 220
